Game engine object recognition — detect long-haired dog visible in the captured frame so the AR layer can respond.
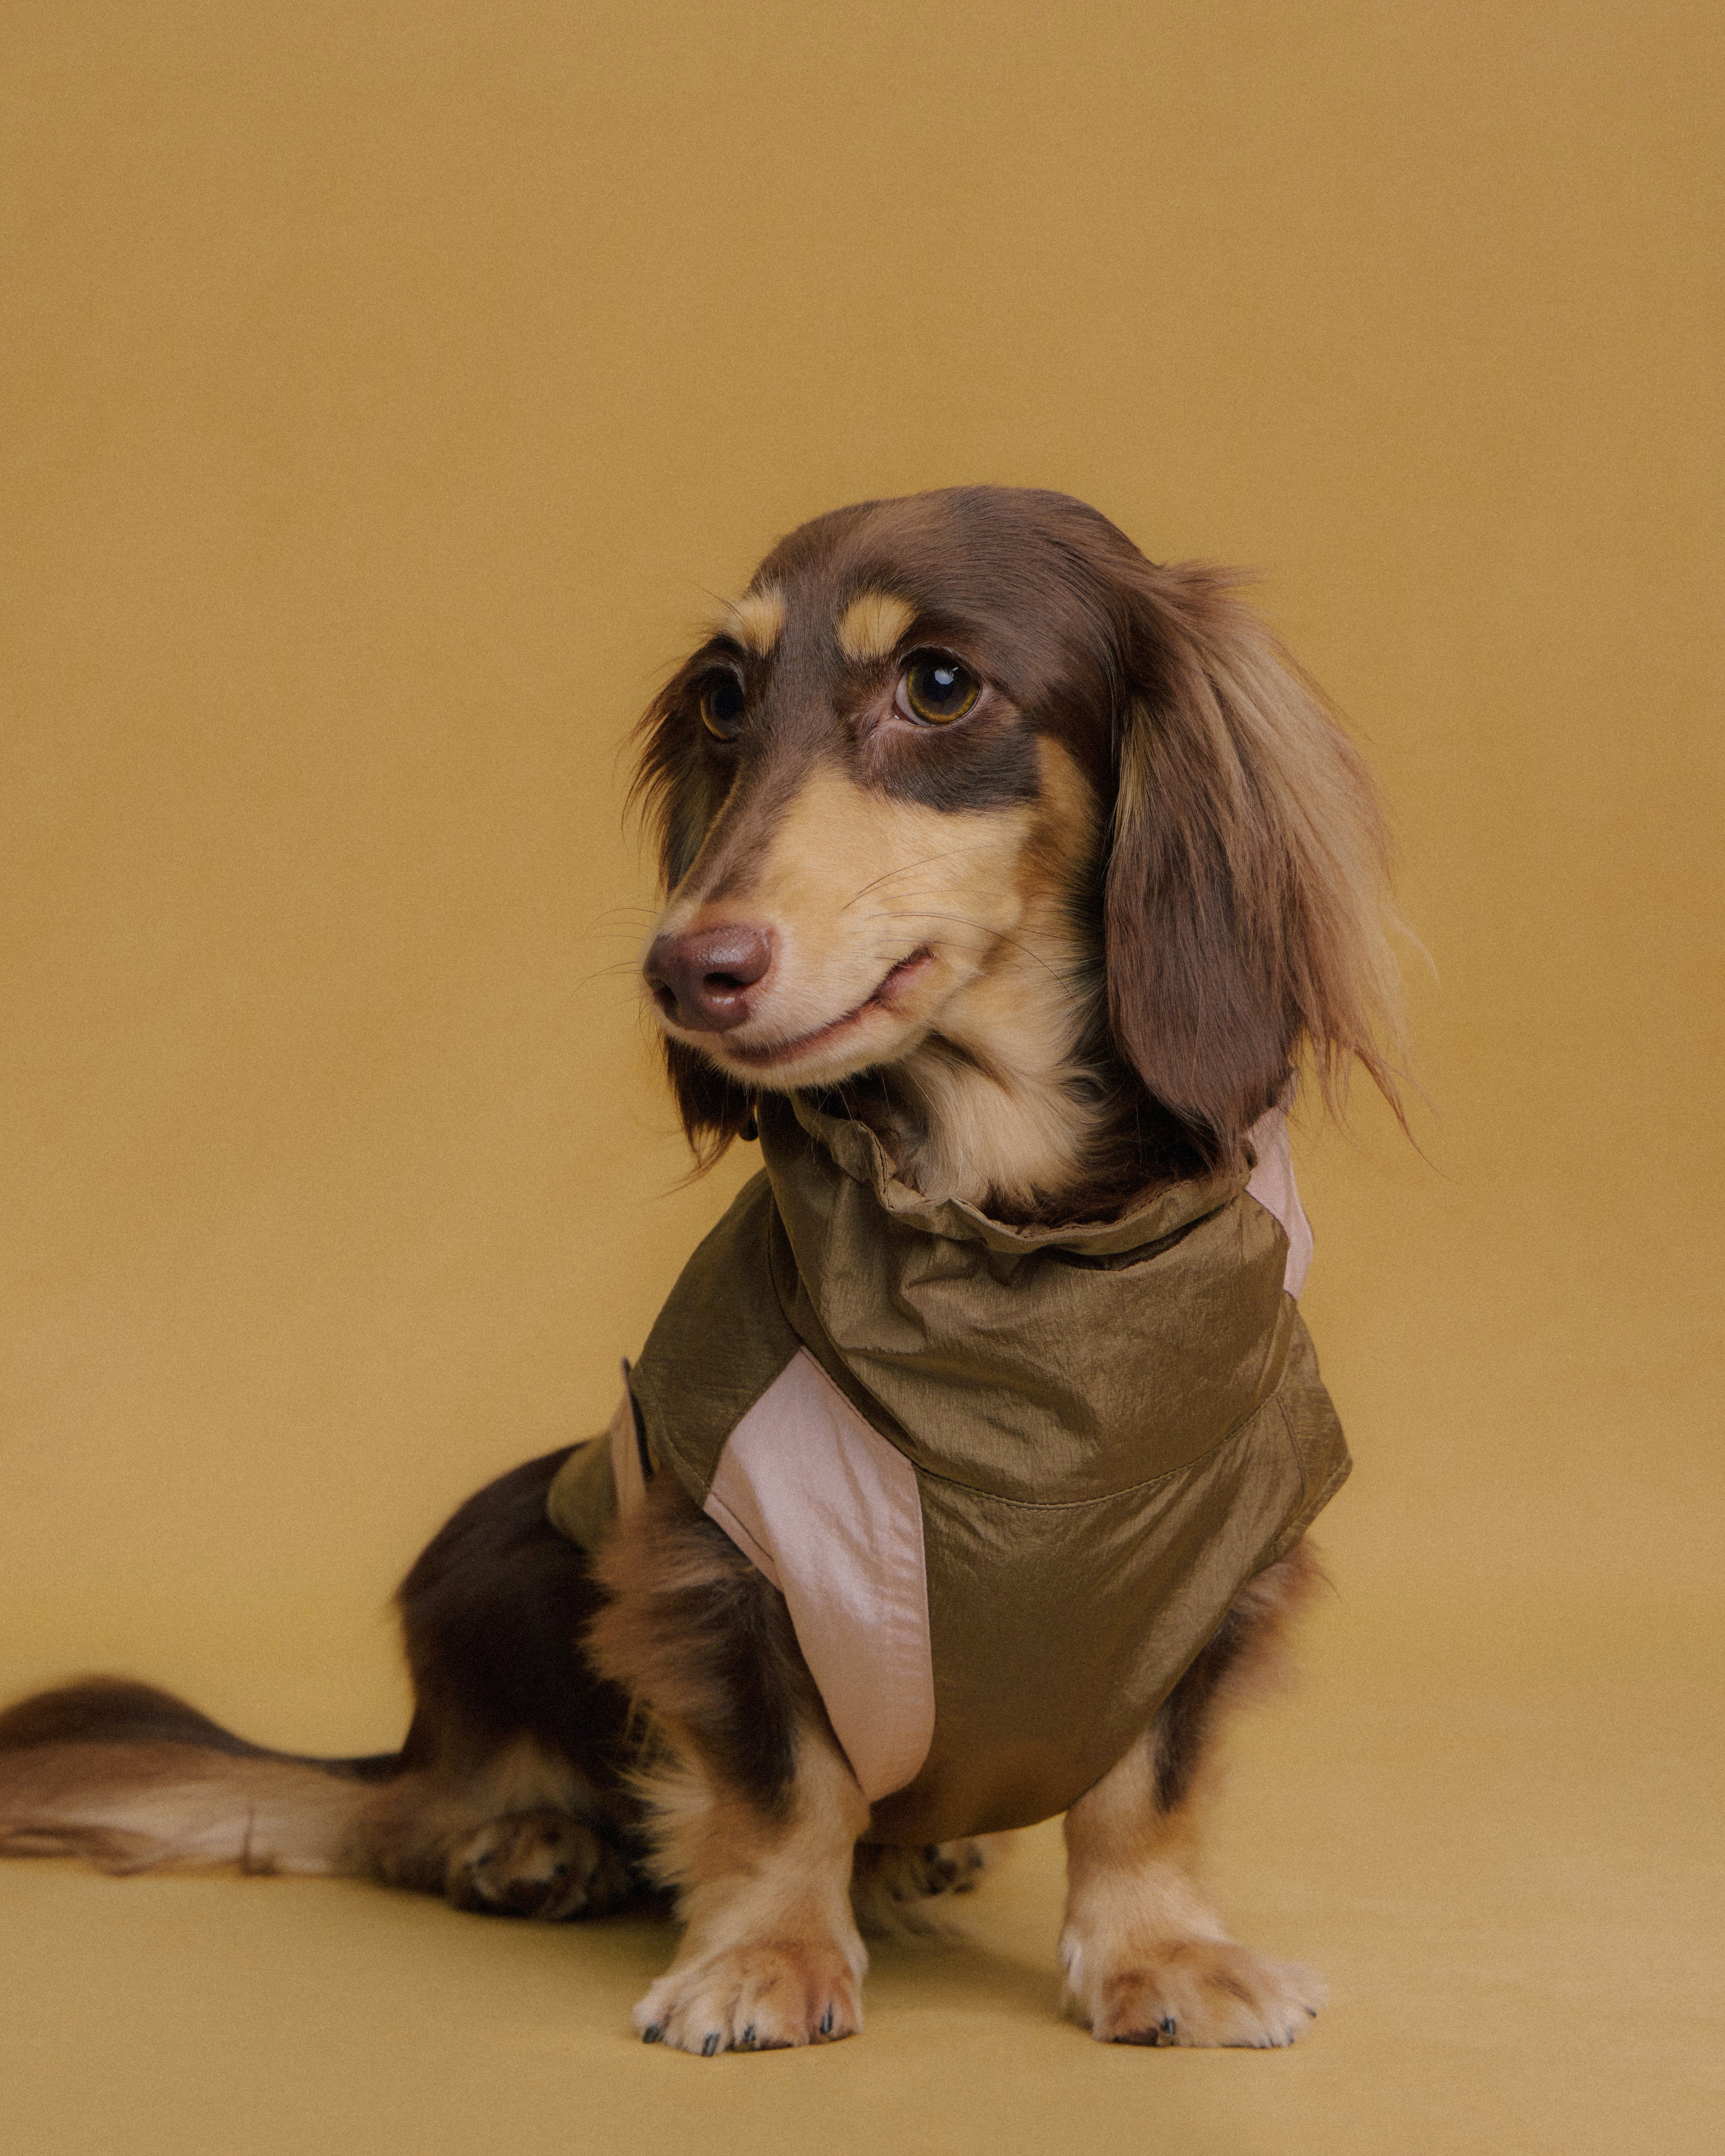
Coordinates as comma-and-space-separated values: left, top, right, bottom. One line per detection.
0, 488, 1402, 2055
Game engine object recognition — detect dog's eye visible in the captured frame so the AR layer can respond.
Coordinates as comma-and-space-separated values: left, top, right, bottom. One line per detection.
699, 674, 746, 741
898, 653, 981, 726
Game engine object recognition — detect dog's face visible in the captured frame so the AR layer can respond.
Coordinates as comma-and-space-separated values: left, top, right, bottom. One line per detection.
641, 493, 1112, 1098
633, 487, 1400, 1201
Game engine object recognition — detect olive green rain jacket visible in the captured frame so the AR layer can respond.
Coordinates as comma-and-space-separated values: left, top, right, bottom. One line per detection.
547, 1095, 1348, 1848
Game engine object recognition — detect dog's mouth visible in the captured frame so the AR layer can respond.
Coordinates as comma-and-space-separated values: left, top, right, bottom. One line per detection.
711, 948, 937, 1074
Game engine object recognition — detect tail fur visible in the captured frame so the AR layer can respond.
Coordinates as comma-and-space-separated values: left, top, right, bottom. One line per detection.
0, 1678, 396, 1877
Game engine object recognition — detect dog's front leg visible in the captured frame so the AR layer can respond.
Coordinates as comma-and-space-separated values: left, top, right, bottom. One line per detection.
1060, 1549, 1327, 2048
632, 1722, 868, 2054
587, 1476, 869, 2054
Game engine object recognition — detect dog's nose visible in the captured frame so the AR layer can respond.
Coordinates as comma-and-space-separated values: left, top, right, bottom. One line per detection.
643, 925, 773, 1032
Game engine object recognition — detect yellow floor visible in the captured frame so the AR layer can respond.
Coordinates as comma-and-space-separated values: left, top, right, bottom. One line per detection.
5, 1587, 1719, 2156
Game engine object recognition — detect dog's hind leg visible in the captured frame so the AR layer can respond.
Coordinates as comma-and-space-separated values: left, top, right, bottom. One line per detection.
1059, 1541, 1328, 2048
353, 1741, 636, 1920
350, 1446, 645, 1916
0, 1449, 645, 1917
586, 1475, 870, 2054
849, 1835, 1010, 1935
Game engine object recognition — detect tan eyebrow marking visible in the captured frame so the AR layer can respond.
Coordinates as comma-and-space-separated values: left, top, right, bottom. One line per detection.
837, 590, 915, 664
713, 585, 786, 655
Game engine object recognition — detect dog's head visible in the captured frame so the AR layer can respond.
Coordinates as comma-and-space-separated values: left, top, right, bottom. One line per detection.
633, 486, 1401, 1205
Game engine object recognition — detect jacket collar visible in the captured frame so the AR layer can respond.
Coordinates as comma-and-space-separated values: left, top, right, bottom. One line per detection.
780, 1096, 1247, 1262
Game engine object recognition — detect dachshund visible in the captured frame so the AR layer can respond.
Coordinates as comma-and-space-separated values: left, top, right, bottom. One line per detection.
0, 486, 1403, 2056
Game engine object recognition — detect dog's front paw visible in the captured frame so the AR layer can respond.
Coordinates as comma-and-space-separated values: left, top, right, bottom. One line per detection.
1061, 1933, 1325, 2048
447, 1808, 632, 1920
634, 1939, 864, 2056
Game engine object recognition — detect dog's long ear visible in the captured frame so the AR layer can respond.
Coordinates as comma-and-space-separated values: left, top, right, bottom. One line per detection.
628, 669, 756, 1169
1103, 561, 1405, 1164
657, 1038, 755, 1170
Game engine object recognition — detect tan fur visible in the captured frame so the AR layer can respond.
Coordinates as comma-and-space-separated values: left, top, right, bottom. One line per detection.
627, 1729, 870, 2054
440, 1806, 632, 1918
1060, 1742, 1325, 2047
655, 759, 1039, 1075
0, 1715, 629, 1916
888, 741, 1104, 1205
0, 1741, 365, 1876
587, 1477, 869, 2051
354, 1734, 623, 1911
836, 588, 914, 663
715, 585, 785, 655
588, 1474, 1012, 2023
651, 740, 1104, 1206
1061, 1547, 1327, 2047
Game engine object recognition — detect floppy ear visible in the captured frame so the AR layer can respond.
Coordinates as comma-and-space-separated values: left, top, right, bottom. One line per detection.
1103, 562, 1405, 1164
657, 1038, 756, 1170
628, 670, 756, 1169
629, 668, 717, 893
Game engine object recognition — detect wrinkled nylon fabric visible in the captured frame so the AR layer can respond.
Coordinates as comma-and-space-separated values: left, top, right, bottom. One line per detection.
547, 1096, 1349, 1845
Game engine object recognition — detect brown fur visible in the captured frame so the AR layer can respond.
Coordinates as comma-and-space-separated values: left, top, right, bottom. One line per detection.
1103, 564, 1404, 1153
0, 487, 1399, 2056
632, 486, 1402, 1201
584, 1475, 826, 1823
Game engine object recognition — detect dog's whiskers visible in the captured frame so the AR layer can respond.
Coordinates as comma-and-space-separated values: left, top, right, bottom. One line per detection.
838, 849, 983, 914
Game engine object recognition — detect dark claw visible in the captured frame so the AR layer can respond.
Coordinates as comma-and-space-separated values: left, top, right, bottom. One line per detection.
701, 2032, 720, 2058
641, 2024, 663, 2045
1160, 2016, 1177, 2037
1306, 2006, 1319, 2018
819, 2006, 834, 2037
741, 2025, 755, 2047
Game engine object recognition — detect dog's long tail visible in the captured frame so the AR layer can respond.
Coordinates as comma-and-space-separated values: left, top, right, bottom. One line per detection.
0, 1678, 398, 1877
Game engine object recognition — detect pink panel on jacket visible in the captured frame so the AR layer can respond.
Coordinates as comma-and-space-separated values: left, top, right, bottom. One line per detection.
701, 1349, 936, 1804
1244, 1107, 1314, 1298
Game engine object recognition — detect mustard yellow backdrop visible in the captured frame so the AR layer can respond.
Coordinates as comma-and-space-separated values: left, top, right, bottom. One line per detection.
2, 4, 1719, 2152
